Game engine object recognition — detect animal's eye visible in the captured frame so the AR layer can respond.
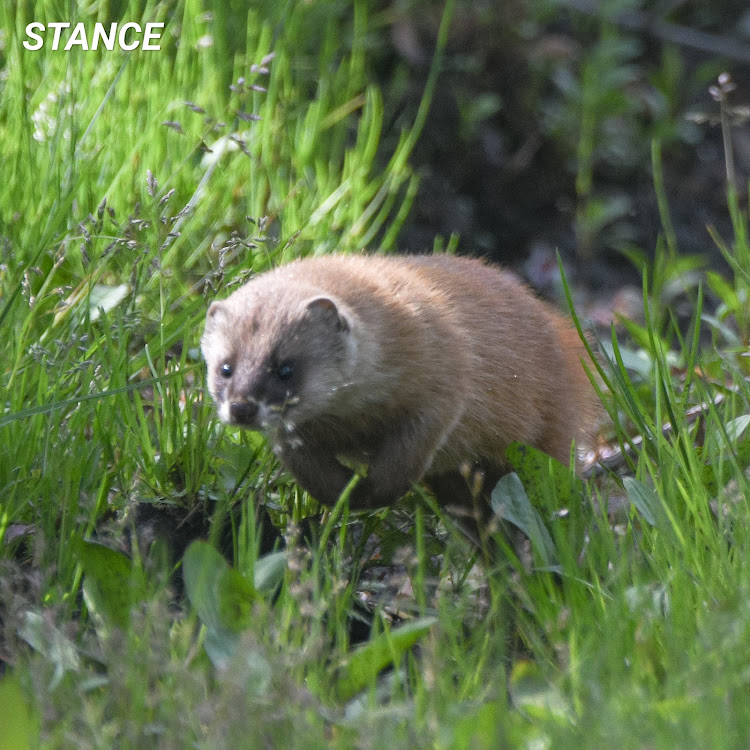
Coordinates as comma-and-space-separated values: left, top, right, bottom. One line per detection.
220, 362, 233, 379
276, 362, 294, 381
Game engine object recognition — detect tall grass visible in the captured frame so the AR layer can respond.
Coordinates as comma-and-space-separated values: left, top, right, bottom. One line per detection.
0, 0, 427, 556
2, 1, 750, 748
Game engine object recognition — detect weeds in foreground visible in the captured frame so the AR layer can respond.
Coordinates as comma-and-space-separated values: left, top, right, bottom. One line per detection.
1, 1, 750, 748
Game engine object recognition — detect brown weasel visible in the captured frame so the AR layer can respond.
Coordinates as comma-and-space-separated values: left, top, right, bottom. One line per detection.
201, 254, 599, 512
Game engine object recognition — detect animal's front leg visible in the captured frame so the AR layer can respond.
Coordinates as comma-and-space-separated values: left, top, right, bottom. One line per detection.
346, 416, 456, 510
281, 409, 459, 509
279, 441, 355, 507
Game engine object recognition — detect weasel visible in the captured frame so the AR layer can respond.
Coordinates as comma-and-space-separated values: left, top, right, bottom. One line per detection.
201, 254, 599, 512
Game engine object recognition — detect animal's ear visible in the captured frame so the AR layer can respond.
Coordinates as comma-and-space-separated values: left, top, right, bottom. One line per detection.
204, 301, 228, 331
304, 296, 349, 332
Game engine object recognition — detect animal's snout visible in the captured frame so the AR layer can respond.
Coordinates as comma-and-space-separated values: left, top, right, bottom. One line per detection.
229, 400, 259, 425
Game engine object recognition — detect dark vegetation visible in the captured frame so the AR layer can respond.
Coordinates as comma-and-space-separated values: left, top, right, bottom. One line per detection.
2, 0, 750, 746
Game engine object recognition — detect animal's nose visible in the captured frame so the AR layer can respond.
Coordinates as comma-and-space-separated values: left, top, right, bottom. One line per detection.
229, 400, 259, 425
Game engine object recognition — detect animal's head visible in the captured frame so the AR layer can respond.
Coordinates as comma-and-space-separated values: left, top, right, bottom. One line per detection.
201, 285, 356, 435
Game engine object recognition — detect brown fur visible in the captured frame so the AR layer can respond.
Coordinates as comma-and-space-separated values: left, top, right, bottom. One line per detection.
201, 254, 600, 511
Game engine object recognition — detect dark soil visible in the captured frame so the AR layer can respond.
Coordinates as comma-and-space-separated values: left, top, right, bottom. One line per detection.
379, 1, 750, 308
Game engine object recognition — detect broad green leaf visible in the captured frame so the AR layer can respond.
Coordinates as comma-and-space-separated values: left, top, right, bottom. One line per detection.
490, 473, 558, 568
702, 434, 750, 493
509, 659, 571, 722
0, 674, 36, 750
217, 567, 256, 632
202, 626, 241, 671
444, 700, 506, 750
183, 542, 245, 668
625, 583, 670, 617
75, 540, 142, 631
181, 541, 221, 627
724, 415, 750, 442
505, 441, 582, 510
17, 612, 80, 690
87, 283, 130, 322
253, 550, 287, 594
623, 477, 661, 527
183, 541, 256, 632
183, 542, 285, 669
334, 616, 438, 701
706, 270, 738, 310
600, 340, 654, 377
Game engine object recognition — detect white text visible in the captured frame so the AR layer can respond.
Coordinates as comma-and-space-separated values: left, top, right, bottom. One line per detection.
23, 22, 164, 51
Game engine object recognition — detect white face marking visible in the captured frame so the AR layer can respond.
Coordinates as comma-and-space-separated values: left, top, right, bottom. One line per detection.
218, 401, 231, 423
256, 403, 273, 428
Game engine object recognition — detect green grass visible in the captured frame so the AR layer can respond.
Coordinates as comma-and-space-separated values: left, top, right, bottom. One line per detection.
2, 1, 750, 748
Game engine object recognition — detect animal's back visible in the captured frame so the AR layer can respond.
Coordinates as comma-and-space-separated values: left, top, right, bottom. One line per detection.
202, 252, 600, 512
266, 253, 597, 468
